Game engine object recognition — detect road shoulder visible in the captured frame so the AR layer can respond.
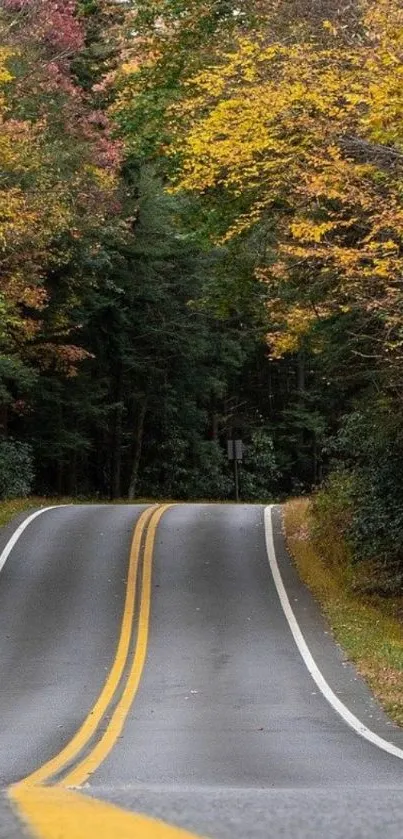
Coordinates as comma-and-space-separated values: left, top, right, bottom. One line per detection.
270, 503, 403, 749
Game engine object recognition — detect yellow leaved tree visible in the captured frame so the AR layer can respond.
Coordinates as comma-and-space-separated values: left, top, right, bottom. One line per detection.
169, 0, 403, 369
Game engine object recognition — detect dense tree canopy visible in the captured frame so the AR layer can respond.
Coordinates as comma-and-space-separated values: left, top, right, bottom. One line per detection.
1, 0, 403, 576
167, 1, 403, 369
0, 0, 121, 377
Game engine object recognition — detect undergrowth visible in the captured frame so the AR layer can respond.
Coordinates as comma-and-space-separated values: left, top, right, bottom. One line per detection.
284, 497, 403, 726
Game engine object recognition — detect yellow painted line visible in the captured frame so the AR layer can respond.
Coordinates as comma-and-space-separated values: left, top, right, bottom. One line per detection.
9, 783, 204, 839
61, 504, 172, 786
19, 504, 157, 788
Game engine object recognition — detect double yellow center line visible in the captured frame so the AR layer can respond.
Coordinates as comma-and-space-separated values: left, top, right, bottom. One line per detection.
16, 503, 173, 790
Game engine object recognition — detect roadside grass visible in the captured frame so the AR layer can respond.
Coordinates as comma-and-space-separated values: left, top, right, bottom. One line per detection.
0, 496, 158, 530
0, 497, 71, 529
0, 496, 171, 529
283, 497, 403, 727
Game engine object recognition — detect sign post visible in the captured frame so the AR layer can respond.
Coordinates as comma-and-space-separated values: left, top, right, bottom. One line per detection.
227, 439, 244, 502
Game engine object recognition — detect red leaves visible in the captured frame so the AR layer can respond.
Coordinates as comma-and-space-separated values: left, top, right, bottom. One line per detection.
3, 0, 84, 54
94, 135, 123, 170
32, 343, 94, 377
43, 1, 84, 53
2, 1, 31, 9
0, 0, 123, 370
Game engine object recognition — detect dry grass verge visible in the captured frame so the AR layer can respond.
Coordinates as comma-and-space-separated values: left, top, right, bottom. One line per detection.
0, 496, 158, 530
284, 497, 403, 726
0, 497, 70, 529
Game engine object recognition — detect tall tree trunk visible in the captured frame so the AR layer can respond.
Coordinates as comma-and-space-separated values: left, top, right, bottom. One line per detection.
67, 451, 77, 496
56, 460, 63, 495
297, 351, 305, 394
296, 350, 307, 483
111, 364, 124, 499
0, 404, 8, 436
128, 395, 148, 500
211, 411, 219, 441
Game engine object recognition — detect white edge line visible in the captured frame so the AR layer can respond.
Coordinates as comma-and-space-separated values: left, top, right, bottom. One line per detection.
264, 504, 403, 762
0, 505, 67, 575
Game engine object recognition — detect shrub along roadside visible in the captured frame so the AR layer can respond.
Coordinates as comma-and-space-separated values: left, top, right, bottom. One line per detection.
0, 440, 34, 501
283, 497, 403, 727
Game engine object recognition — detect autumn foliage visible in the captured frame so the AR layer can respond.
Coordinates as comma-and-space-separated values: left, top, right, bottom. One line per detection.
2, 0, 403, 569
0, 0, 121, 372
167, 0, 403, 369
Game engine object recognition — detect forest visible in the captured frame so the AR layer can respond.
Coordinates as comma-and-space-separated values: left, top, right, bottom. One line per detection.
0, 0, 402, 576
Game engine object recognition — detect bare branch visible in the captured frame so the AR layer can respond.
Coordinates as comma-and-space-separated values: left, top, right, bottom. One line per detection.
339, 134, 403, 170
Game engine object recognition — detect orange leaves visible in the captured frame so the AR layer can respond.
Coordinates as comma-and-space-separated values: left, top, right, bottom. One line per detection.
30, 343, 94, 377
289, 220, 337, 244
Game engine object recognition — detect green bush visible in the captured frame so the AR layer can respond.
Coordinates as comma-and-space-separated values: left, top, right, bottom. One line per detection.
139, 436, 233, 500
312, 404, 403, 591
139, 428, 278, 501
311, 470, 354, 569
333, 407, 403, 569
240, 429, 279, 501
0, 439, 34, 499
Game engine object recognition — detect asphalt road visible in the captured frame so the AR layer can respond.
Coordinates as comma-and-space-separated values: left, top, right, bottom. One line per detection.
0, 502, 402, 838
